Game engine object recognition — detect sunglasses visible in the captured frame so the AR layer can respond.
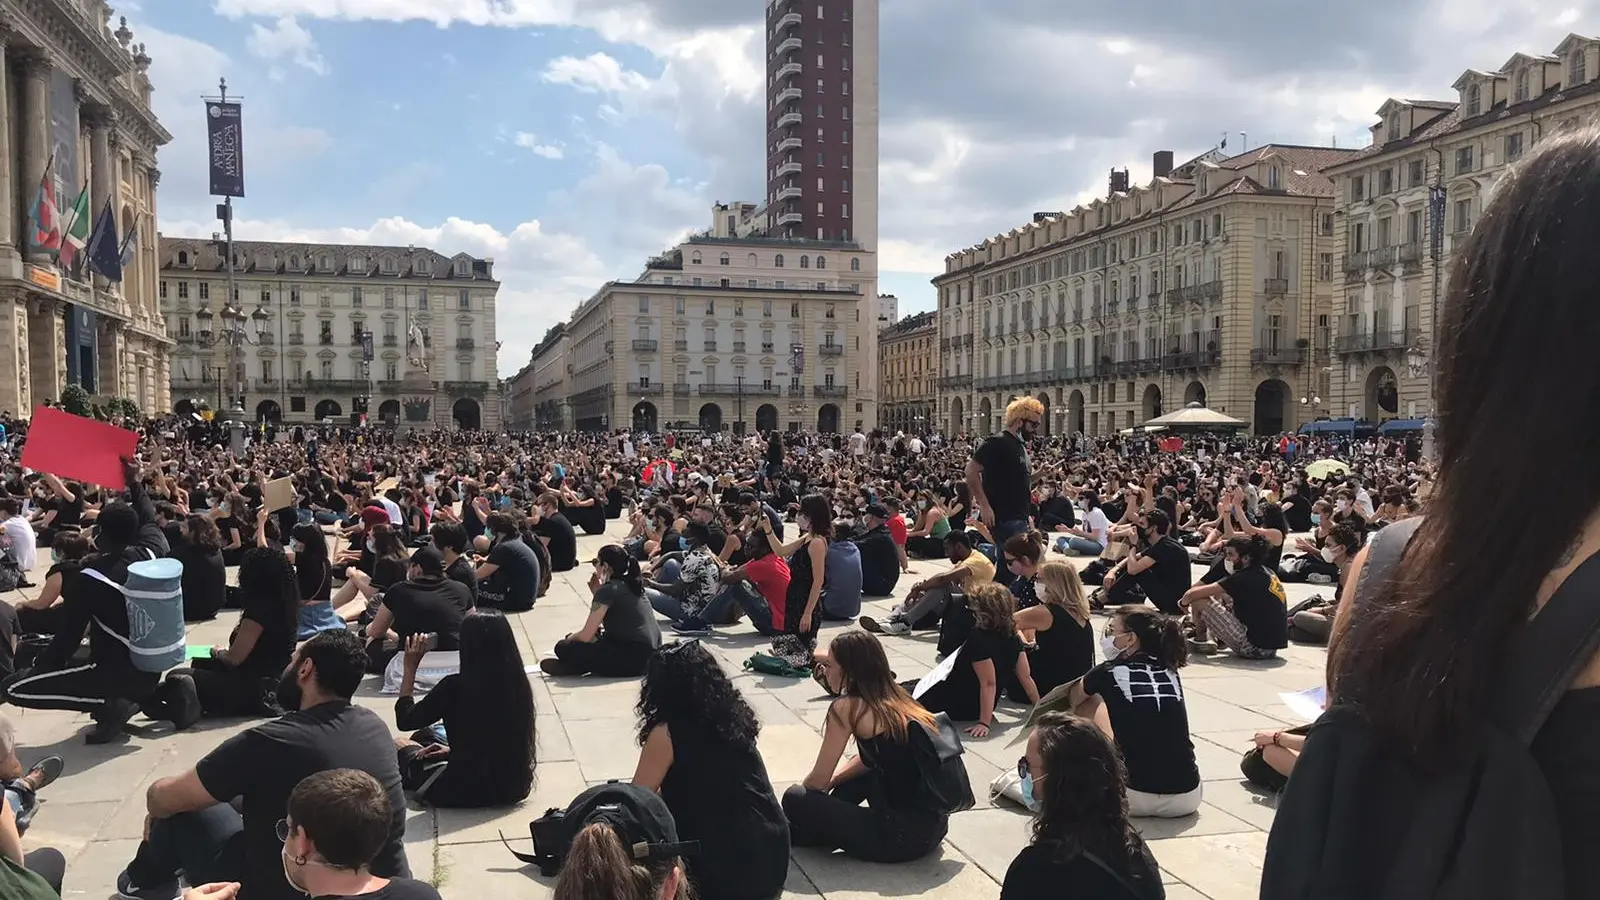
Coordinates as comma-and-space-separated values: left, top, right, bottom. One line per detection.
1016, 757, 1033, 781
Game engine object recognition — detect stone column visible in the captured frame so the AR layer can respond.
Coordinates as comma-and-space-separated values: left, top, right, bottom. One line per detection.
0, 37, 15, 261
26, 299, 65, 403
0, 292, 30, 414
98, 320, 123, 398
86, 105, 116, 293
15, 49, 52, 265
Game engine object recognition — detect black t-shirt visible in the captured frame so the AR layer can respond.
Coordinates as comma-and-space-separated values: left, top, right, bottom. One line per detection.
237, 581, 295, 676
1082, 653, 1200, 795
659, 724, 790, 900
195, 702, 410, 900
973, 433, 1031, 523
382, 577, 473, 650
444, 555, 478, 606
1219, 563, 1289, 651
534, 513, 578, 572
52, 494, 83, 529
485, 537, 541, 611
1000, 841, 1165, 900
942, 627, 1023, 721
0, 602, 17, 676
315, 877, 442, 900
1132, 536, 1193, 614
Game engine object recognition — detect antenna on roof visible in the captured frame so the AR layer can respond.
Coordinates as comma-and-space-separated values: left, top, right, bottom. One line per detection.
1240, 131, 1249, 152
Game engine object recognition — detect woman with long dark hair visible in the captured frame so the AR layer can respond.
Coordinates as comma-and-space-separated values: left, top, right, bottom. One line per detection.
394, 609, 536, 808
169, 514, 226, 621
1318, 129, 1600, 897
785, 630, 949, 862
751, 493, 829, 668
288, 522, 342, 640
169, 546, 298, 717
544, 544, 662, 677
1004, 712, 1164, 899
631, 641, 789, 900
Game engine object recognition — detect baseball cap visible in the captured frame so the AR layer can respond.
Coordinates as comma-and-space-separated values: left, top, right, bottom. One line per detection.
864, 503, 889, 519
359, 506, 390, 529
567, 783, 698, 860
409, 546, 446, 576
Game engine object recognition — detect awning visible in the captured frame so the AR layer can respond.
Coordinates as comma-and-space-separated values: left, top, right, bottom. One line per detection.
1377, 418, 1426, 435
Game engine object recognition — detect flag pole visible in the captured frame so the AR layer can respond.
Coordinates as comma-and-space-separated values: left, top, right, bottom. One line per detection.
54, 179, 90, 268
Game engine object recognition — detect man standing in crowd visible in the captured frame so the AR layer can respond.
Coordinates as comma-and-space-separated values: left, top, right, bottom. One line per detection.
967, 396, 1042, 585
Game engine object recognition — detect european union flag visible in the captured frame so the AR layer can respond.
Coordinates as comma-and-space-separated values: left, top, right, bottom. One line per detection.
86, 200, 123, 283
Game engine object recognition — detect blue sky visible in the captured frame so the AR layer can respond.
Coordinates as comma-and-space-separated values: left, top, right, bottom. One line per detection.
130, 0, 1595, 376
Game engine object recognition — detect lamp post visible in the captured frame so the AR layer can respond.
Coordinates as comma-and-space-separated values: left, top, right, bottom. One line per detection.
194, 300, 271, 433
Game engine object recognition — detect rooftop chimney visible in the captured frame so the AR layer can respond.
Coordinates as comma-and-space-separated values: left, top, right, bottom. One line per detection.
1153, 150, 1175, 179
1032, 211, 1064, 223
1108, 168, 1130, 196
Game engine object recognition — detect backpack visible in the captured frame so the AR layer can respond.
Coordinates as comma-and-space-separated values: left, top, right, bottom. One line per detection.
1261, 517, 1600, 900
0, 547, 22, 594
80, 554, 187, 673
907, 712, 976, 815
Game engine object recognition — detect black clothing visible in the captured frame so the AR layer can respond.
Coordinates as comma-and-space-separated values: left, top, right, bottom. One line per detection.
1219, 564, 1290, 651
382, 577, 474, 649
191, 701, 410, 900
483, 537, 540, 612
534, 513, 578, 571
914, 628, 1022, 722
371, 555, 410, 593
1132, 537, 1193, 616
443, 555, 478, 606
659, 725, 789, 900
0, 603, 17, 676
853, 524, 901, 596
317, 878, 442, 900
394, 674, 533, 808
973, 432, 1032, 523
1036, 496, 1076, 532
1083, 653, 1200, 796
1531, 686, 1600, 897
782, 724, 948, 863
1027, 604, 1094, 697
173, 543, 227, 621
1001, 842, 1166, 900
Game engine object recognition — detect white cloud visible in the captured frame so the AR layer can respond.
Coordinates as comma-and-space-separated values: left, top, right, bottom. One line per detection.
541, 53, 653, 95
512, 133, 565, 159
245, 16, 328, 75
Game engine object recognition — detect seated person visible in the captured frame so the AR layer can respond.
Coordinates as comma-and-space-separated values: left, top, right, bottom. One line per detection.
1100, 509, 1192, 615
171, 547, 297, 719
1055, 493, 1111, 557
115, 630, 409, 900
686, 529, 789, 637
859, 530, 994, 638
851, 504, 901, 597
1013, 561, 1095, 698
544, 545, 662, 677
365, 548, 473, 674
1180, 535, 1289, 660
643, 522, 721, 629
12, 531, 90, 639
0, 715, 63, 837
532, 493, 579, 572
429, 523, 478, 605
785, 631, 948, 863
909, 584, 1039, 737
1286, 524, 1362, 645
394, 611, 535, 808
170, 515, 227, 622
474, 513, 542, 613
820, 536, 864, 622
271, 769, 442, 900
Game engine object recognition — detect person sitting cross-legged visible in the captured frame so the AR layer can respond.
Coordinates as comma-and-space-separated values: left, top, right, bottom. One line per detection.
859, 530, 995, 641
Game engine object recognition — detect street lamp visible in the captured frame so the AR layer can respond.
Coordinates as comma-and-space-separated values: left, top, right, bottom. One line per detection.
194, 300, 271, 424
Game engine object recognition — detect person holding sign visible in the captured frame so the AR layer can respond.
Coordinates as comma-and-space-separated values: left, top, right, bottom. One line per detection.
1, 457, 201, 744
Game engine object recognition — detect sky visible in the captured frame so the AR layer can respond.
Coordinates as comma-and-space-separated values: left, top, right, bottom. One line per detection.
134, 0, 1600, 376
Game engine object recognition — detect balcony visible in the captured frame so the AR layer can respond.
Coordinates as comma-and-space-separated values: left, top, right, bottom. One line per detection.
674, 340, 689, 351
628, 383, 664, 396
703, 340, 718, 351
940, 374, 973, 388
1166, 281, 1223, 305
777, 111, 803, 129
1250, 347, 1308, 366
382, 335, 397, 346
761, 342, 774, 352
776, 136, 803, 152
672, 382, 691, 396
456, 338, 476, 350
1262, 277, 1289, 296
442, 381, 489, 397
776, 160, 802, 176
819, 344, 843, 356
1334, 327, 1415, 354
1166, 330, 1224, 369
776, 185, 803, 201
776, 212, 804, 226
318, 334, 333, 345
813, 385, 847, 398
776, 11, 802, 30
632, 339, 658, 351
776, 36, 802, 55
775, 61, 802, 79
775, 87, 802, 104
288, 333, 303, 345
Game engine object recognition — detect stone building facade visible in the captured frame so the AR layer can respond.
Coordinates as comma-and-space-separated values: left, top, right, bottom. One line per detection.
877, 309, 934, 433
0, 2, 172, 416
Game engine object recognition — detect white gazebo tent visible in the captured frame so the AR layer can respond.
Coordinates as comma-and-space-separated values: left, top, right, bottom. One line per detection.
1143, 402, 1246, 431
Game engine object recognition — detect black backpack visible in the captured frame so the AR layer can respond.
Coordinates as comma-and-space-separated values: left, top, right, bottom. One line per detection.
1261, 517, 1600, 900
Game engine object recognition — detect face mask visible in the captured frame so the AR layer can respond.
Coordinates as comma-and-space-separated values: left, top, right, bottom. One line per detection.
1223, 559, 1237, 575
797, 514, 811, 532
291, 540, 304, 554
1321, 547, 1338, 563
275, 668, 304, 712
1100, 634, 1126, 661
281, 848, 310, 896
366, 539, 376, 552
1337, 500, 1351, 513
1310, 513, 1321, 526
219, 503, 231, 516
50, 549, 59, 564
1020, 423, 1037, 440
1020, 772, 1041, 811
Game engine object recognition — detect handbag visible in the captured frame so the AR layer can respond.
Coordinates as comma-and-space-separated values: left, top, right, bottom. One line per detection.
910, 712, 976, 814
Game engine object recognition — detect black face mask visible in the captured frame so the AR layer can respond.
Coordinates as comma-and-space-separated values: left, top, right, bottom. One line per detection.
275, 668, 304, 712
1019, 423, 1037, 441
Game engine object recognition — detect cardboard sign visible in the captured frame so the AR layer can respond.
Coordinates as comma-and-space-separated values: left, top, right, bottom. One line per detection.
262, 476, 294, 512
375, 476, 399, 493
20, 406, 139, 488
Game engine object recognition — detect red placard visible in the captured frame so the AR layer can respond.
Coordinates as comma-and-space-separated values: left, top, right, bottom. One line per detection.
20, 406, 139, 489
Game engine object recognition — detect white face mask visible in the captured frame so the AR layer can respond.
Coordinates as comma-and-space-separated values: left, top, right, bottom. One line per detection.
1100, 634, 1126, 661
1223, 559, 1238, 575
1321, 547, 1338, 563
1337, 500, 1351, 513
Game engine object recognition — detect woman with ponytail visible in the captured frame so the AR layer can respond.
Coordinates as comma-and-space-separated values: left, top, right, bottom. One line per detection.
554, 785, 692, 900
543, 544, 663, 677
1052, 605, 1202, 818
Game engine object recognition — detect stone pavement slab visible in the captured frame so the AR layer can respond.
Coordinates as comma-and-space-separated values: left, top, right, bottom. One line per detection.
11, 521, 1328, 899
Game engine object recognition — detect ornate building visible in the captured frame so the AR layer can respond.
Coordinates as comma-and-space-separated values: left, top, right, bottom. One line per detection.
935, 145, 1357, 438
505, 322, 566, 431
1325, 32, 1600, 425
877, 309, 934, 432
0, 2, 172, 415
159, 237, 502, 430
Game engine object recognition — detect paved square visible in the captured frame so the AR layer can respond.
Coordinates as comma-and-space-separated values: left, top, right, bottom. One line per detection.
13, 521, 1329, 899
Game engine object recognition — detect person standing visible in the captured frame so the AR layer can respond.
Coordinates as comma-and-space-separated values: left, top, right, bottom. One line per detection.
968, 397, 1042, 585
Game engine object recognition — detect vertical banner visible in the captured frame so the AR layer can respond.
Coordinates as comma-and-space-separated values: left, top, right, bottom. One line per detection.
205, 101, 246, 197
48, 71, 80, 218
1427, 185, 1447, 259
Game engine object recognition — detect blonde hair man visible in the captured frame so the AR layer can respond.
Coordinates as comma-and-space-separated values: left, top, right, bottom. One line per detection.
965, 396, 1044, 587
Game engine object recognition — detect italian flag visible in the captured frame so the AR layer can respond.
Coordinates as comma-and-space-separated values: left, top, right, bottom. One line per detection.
57, 185, 90, 271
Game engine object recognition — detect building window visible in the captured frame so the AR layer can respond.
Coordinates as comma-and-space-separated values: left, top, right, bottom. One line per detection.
705, 298, 715, 315
675, 296, 685, 314
459, 362, 472, 381
1455, 146, 1474, 174
418, 289, 429, 310
1378, 168, 1393, 194
351, 286, 363, 307
177, 281, 190, 299
1408, 158, 1425, 186
1453, 198, 1473, 233
774, 253, 785, 267
1573, 51, 1588, 85
320, 360, 333, 380
748, 279, 758, 288
799, 256, 810, 269
638, 295, 650, 313
1465, 83, 1482, 116
1267, 165, 1280, 189
719, 254, 729, 266
850, 257, 860, 272
384, 288, 395, 308
1514, 69, 1529, 103
1318, 253, 1333, 281
458, 289, 470, 309
159, 280, 168, 299
1505, 131, 1524, 161
386, 362, 397, 381
692, 277, 703, 287
825, 303, 835, 319
816, 255, 827, 269
198, 282, 211, 301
